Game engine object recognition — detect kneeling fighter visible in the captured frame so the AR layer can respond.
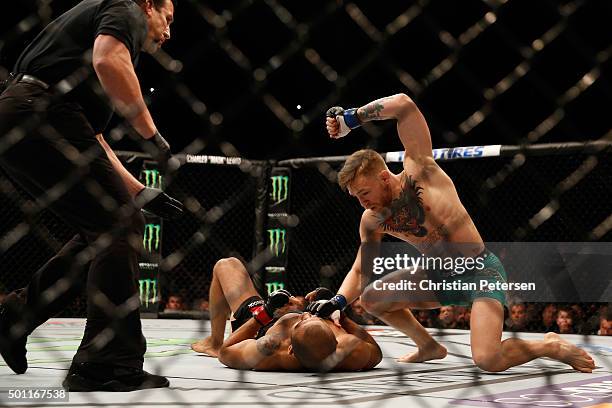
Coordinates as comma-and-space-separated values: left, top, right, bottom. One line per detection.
191, 257, 382, 371
310, 93, 595, 373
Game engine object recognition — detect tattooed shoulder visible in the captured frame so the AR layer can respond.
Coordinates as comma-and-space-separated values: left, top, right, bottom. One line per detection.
256, 335, 281, 356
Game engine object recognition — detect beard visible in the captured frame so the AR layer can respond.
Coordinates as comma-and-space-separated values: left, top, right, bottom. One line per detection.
142, 37, 162, 54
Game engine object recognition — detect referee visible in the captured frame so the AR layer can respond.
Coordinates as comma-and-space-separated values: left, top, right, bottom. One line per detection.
0, 0, 176, 391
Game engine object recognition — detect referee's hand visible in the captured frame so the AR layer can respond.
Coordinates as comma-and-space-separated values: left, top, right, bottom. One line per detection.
152, 131, 172, 173
135, 187, 183, 220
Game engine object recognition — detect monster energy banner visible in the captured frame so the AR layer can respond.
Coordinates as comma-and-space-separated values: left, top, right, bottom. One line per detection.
264, 167, 291, 294
143, 222, 162, 254
137, 160, 163, 315
265, 279, 285, 293
269, 173, 290, 211
140, 168, 163, 189
138, 277, 159, 313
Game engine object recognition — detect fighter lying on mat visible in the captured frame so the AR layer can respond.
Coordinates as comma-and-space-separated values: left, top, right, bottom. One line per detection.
191, 257, 382, 371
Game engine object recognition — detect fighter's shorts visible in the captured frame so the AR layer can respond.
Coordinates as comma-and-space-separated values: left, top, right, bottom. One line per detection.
432, 248, 508, 307
231, 296, 265, 332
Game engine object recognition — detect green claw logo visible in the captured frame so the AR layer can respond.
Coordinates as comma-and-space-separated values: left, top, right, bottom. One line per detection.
143, 224, 161, 252
267, 228, 286, 256
265, 282, 285, 294
138, 279, 157, 307
270, 176, 289, 205
141, 169, 163, 189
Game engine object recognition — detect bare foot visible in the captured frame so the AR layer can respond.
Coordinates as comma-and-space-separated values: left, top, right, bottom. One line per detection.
544, 332, 595, 373
191, 336, 221, 357
397, 341, 447, 363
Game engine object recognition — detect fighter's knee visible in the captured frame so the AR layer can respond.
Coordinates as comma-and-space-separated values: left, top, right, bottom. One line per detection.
360, 297, 385, 316
472, 351, 505, 372
213, 257, 243, 273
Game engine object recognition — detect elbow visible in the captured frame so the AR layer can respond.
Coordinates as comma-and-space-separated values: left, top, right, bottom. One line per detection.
93, 55, 118, 78
218, 347, 231, 367
372, 345, 383, 367
394, 93, 417, 120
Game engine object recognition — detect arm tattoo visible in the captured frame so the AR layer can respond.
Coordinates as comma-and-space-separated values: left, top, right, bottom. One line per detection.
256, 335, 281, 356
358, 102, 385, 122
357, 97, 392, 122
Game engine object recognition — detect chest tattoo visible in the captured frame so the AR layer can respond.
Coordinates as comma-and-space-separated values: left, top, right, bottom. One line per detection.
380, 175, 428, 237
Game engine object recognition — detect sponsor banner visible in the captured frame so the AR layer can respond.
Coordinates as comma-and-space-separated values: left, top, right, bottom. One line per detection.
267, 227, 287, 257
451, 375, 612, 407
361, 242, 611, 303
185, 154, 242, 165
265, 281, 286, 294
385, 145, 502, 162
265, 168, 291, 293
143, 223, 162, 253
140, 168, 163, 189
269, 167, 291, 212
138, 278, 159, 310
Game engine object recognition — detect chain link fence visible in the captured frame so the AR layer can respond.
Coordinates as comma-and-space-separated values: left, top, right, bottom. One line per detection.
0, 0, 611, 404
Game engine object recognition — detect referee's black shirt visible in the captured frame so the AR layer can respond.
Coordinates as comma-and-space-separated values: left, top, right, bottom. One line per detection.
14, 0, 148, 133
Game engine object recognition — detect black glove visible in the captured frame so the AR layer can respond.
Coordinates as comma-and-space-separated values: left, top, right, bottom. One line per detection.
306, 294, 347, 318
152, 131, 172, 173
311, 287, 334, 301
251, 289, 292, 326
136, 188, 184, 220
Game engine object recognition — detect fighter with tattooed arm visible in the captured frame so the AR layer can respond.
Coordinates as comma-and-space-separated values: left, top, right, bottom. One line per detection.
308, 93, 595, 373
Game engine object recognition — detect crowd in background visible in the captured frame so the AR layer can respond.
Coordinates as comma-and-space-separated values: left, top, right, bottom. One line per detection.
158, 291, 610, 336
346, 300, 611, 336
3, 288, 608, 337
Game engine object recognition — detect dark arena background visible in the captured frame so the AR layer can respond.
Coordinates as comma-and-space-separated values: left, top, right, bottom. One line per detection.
0, 0, 611, 407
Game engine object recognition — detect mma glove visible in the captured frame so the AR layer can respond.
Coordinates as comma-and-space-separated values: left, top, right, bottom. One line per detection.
250, 289, 292, 326
326, 106, 361, 138
306, 294, 347, 318
135, 188, 184, 220
311, 287, 335, 301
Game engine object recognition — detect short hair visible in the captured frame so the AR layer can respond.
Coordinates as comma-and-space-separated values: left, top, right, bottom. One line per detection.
134, 0, 177, 10
556, 307, 574, 320
291, 322, 337, 371
338, 149, 387, 191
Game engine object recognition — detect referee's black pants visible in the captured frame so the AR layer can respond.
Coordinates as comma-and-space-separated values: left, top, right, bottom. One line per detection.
0, 81, 146, 369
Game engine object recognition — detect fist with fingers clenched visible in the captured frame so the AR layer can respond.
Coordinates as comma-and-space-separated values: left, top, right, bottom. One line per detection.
325, 106, 361, 139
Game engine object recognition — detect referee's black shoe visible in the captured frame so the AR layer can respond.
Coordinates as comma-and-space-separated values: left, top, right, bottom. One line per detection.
0, 291, 28, 374
62, 362, 169, 392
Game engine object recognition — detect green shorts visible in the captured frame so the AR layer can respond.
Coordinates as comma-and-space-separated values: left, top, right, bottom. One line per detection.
432, 249, 508, 307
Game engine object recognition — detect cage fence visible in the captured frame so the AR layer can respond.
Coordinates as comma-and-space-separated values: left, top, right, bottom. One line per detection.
0, 0, 611, 405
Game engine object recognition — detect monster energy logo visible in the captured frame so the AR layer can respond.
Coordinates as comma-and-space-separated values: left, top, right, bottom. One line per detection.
138, 279, 157, 307
265, 282, 285, 294
143, 224, 161, 252
141, 169, 163, 189
267, 228, 286, 256
270, 176, 289, 205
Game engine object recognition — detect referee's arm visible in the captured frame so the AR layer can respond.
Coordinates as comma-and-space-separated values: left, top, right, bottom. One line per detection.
92, 34, 156, 139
